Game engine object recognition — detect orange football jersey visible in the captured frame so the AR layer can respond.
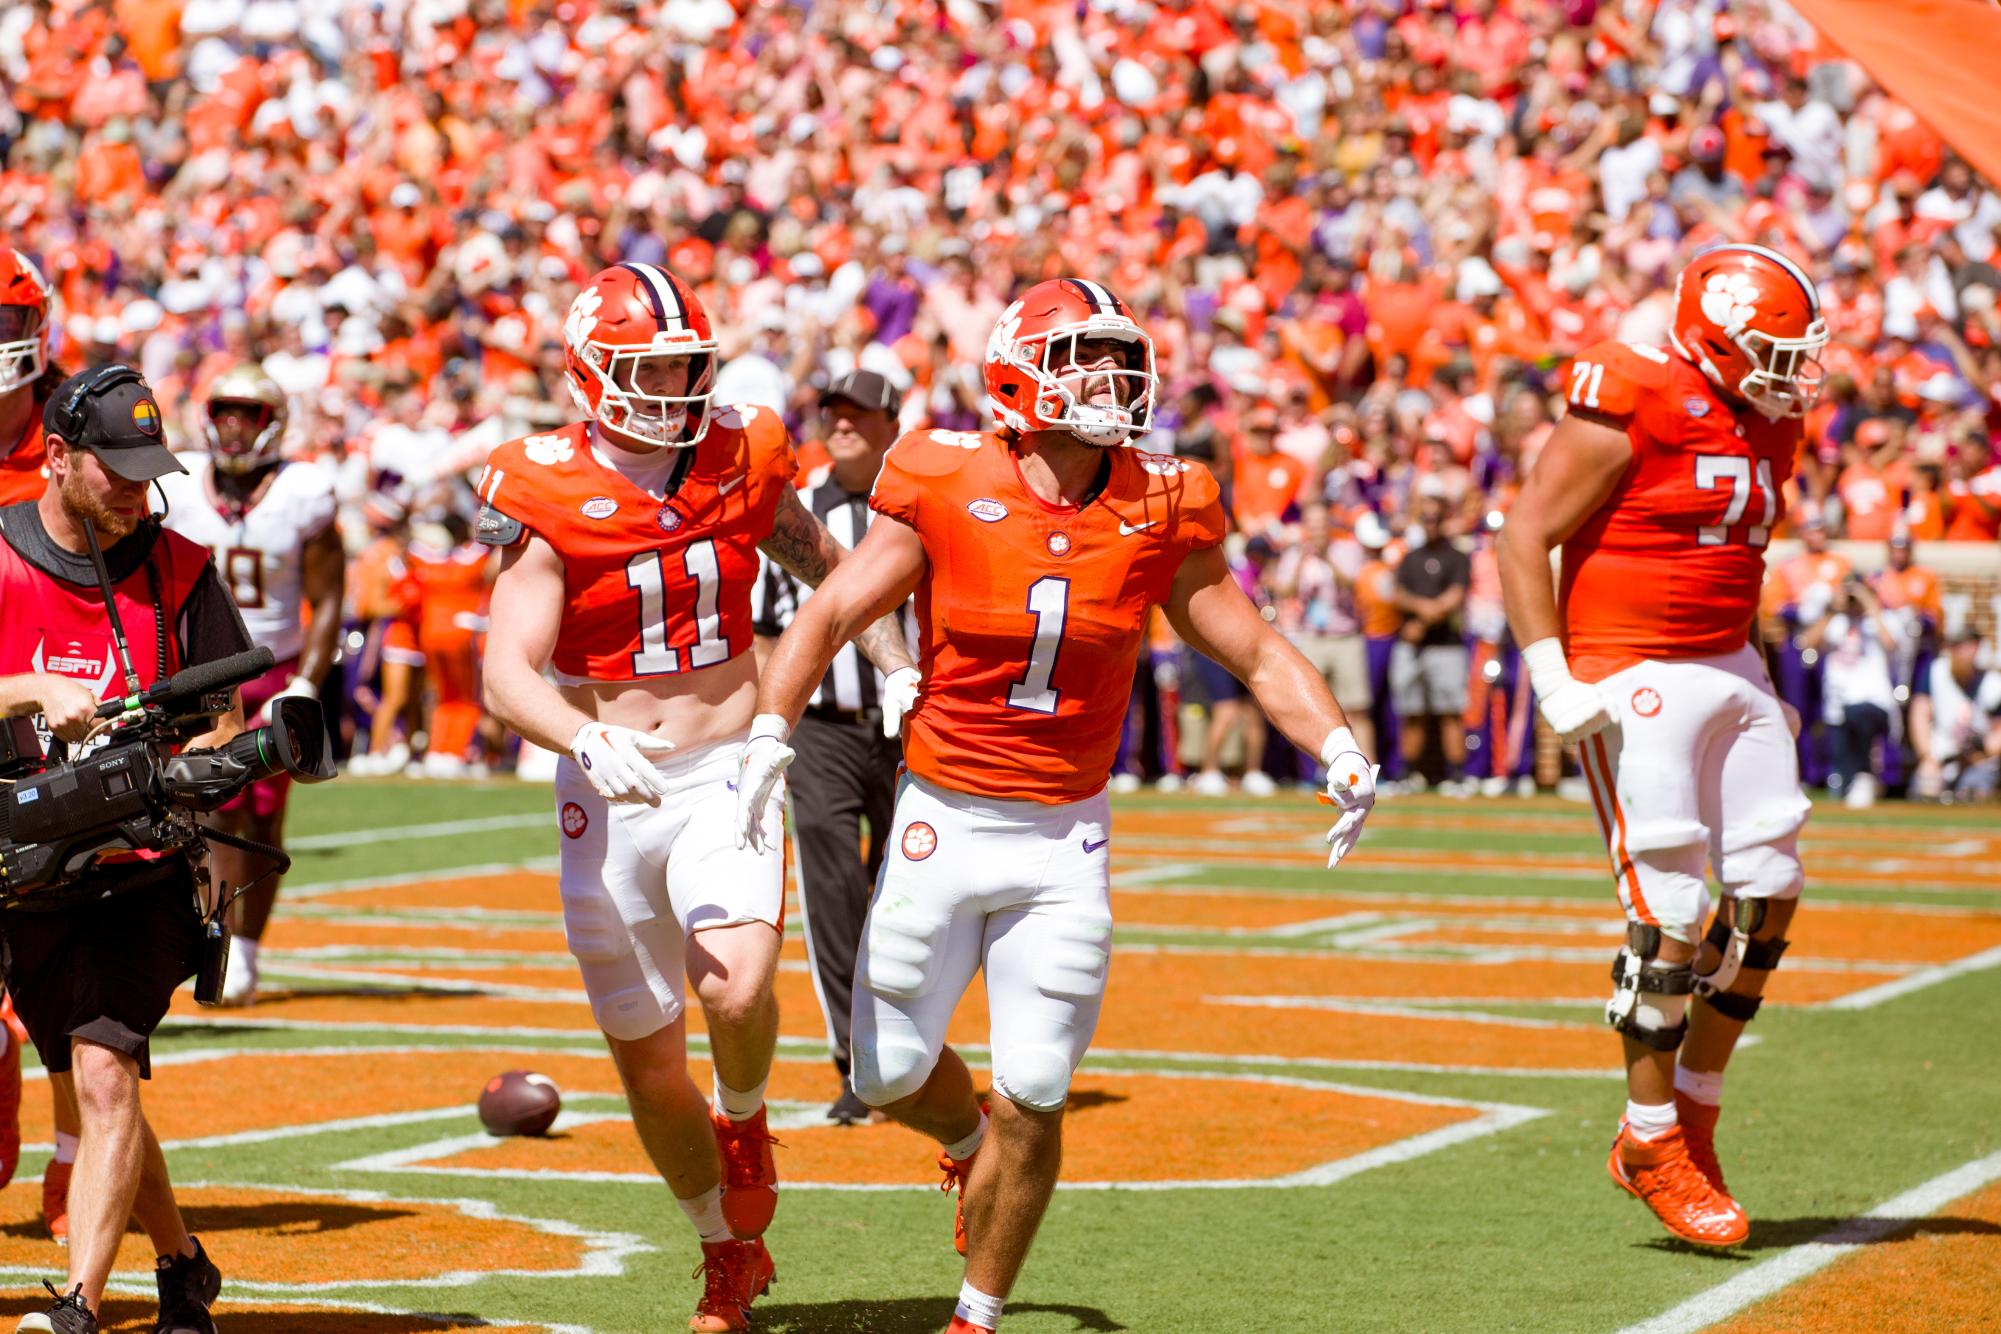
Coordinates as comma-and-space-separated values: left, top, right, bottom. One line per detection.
0, 416, 49, 506
476, 406, 796, 682
1557, 341, 1802, 682
871, 430, 1226, 803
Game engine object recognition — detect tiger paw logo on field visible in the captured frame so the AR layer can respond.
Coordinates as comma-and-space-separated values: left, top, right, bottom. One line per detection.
524, 433, 573, 466
1700, 272, 1761, 330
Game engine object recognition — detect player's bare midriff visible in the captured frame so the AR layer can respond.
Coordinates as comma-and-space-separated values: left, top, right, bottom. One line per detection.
559, 648, 758, 750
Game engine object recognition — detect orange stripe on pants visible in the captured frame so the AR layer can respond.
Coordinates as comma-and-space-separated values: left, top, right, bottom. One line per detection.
1583, 733, 1654, 924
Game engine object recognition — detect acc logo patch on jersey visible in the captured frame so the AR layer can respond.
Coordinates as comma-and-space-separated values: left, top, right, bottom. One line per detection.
967, 498, 1008, 523
900, 821, 937, 861
581, 496, 618, 520
1685, 399, 1710, 418
656, 504, 683, 533
1045, 531, 1072, 557
561, 802, 589, 838
1631, 687, 1663, 718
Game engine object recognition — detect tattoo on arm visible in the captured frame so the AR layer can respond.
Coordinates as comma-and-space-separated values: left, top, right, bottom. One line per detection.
855, 612, 914, 676
760, 488, 838, 586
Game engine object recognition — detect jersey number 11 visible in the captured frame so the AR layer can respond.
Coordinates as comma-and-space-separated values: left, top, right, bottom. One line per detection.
626, 542, 730, 675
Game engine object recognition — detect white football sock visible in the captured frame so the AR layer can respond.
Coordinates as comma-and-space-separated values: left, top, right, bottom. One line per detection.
713, 1073, 767, 1123
955, 1280, 1004, 1329
53, 1133, 78, 1166
1625, 1099, 1678, 1141
675, 1186, 732, 1244
1674, 1065, 1725, 1106
942, 1108, 988, 1164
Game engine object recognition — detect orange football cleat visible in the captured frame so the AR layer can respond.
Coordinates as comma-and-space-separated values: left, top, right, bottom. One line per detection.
945, 1317, 995, 1334
938, 1147, 978, 1256
0, 990, 23, 1191
712, 1108, 779, 1239
1673, 1093, 1728, 1197
43, 1158, 72, 1244
1608, 1121, 1748, 1247
689, 1237, 774, 1332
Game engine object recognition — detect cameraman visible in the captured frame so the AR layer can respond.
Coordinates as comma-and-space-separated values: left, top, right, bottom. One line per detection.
1799, 572, 1900, 809
0, 366, 248, 1334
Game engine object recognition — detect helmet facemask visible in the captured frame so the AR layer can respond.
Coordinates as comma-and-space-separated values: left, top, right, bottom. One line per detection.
575, 343, 715, 449
205, 398, 285, 474
1020, 322, 1157, 447
0, 304, 47, 396
1733, 320, 1828, 420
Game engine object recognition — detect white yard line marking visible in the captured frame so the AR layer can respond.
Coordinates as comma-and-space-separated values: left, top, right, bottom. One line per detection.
330, 1068, 1546, 1193
1820, 942, 2001, 1011
288, 812, 547, 851
285, 859, 557, 899
1207, 994, 1601, 1032
1108, 861, 1205, 887
1615, 1148, 2001, 1334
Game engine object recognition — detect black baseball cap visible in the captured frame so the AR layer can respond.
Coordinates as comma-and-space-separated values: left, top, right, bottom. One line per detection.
820, 369, 902, 416
43, 364, 185, 483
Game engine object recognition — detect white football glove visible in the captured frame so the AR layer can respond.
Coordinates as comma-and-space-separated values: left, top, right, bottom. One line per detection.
1318, 727, 1378, 870
1522, 638, 1613, 744
880, 666, 920, 739
735, 714, 796, 852
569, 721, 676, 805
256, 675, 319, 726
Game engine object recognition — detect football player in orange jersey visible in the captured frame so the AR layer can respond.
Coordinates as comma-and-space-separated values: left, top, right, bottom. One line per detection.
735, 279, 1377, 1334
1498, 244, 1829, 1249
477, 263, 916, 1333
0, 247, 67, 1237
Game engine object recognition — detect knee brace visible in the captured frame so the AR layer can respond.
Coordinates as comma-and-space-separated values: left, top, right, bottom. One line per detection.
1605, 923, 1696, 1051
1694, 898, 1791, 1022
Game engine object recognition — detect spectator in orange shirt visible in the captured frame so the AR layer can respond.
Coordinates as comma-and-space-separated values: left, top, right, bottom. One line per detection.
1231, 406, 1308, 536
1944, 432, 2001, 541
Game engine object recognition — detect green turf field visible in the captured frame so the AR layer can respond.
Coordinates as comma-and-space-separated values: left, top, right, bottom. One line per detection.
4, 779, 1996, 1333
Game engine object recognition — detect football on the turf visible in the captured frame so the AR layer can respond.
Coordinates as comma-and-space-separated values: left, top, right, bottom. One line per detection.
477, 1070, 561, 1136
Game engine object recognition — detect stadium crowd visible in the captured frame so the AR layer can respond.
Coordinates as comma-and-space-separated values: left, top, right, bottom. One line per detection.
2, 0, 1998, 803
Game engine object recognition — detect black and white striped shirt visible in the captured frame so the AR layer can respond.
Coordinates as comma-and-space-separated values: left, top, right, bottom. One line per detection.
751, 473, 914, 714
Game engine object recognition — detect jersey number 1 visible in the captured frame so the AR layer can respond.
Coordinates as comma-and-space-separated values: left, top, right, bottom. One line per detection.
1007, 576, 1069, 714
626, 542, 729, 675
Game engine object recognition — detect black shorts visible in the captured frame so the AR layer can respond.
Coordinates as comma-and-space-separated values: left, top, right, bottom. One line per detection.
0, 861, 204, 1079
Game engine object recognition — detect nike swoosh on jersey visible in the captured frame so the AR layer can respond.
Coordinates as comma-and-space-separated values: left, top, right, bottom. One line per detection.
1118, 520, 1156, 536
1083, 836, 1109, 853
718, 474, 747, 495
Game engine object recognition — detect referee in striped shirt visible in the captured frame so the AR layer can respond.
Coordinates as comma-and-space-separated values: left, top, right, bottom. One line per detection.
751, 370, 913, 1124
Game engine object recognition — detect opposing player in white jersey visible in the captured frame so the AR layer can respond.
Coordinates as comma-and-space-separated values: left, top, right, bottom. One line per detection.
157, 363, 345, 1005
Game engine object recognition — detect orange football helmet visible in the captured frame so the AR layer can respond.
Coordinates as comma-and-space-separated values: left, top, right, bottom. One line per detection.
562, 262, 717, 448
1670, 244, 1827, 419
203, 361, 289, 474
984, 278, 1156, 446
0, 247, 52, 396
